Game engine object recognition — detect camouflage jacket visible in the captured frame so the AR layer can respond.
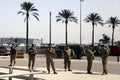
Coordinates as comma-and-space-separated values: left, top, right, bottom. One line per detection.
46, 48, 55, 60
10, 47, 16, 55
28, 47, 37, 56
86, 49, 94, 60
100, 48, 109, 58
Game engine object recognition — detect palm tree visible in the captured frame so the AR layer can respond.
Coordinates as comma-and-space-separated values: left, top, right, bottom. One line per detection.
84, 13, 103, 45
17, 2, 39, 53
99, 34, 110, 45
56, 9, 78, 45
106, 17, 120, 46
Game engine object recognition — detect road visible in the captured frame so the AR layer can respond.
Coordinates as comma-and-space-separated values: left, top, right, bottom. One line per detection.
0, 54, 120, 75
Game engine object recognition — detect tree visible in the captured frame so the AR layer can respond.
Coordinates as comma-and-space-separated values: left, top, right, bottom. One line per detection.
56, 9, 78, 45
106, 17, 120, 46
99, 34, 110, 45
84, 13, 103, 45
18, 2, 39, 52
115, 41, 120, 46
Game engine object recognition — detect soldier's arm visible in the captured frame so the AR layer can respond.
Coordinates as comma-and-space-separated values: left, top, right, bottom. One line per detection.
45, 48, 49, 55
14, 48, 17, 54
53, 49, 55, 54
88, 49, 94, 54
52, 49, 56, 57
71, 49, 76, 58
99, 49, 102, 57
34, 48, 37, 55
105, 48, 109, 57
62, 50, 65, 59
29, 49, 33, 53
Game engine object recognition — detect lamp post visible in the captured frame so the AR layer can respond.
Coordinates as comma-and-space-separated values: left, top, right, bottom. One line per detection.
80, 0, 84, 45
49, 12, 52, 45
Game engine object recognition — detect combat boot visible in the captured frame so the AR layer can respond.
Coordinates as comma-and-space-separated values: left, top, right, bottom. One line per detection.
54, 72, 57, 74
68, 69, 72, 71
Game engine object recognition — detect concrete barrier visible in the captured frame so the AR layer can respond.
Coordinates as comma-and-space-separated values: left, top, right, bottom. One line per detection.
16, 52, 24, 58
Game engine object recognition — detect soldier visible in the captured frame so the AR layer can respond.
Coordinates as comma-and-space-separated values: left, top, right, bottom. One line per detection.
46, 44, 57, 74
9, 44, 17, 66
100, 44, 110, 75
86, 44, 95, 74
28, 44, 37, 71
63, 45, 74, 71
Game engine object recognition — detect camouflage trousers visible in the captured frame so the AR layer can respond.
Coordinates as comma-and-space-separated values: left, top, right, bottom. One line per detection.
46, 59, 56, 72
87, 58, 93, 73
64, 59, 71, 70
28, 55, 35, 69
102, 57, 108, 74
10, 54, 16, 66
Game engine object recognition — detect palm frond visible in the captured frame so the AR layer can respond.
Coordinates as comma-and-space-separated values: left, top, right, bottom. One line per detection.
62, 20, 65, 23
18, 1, 39, 21
24, 17, 27, 22
30, 6, 38, 12
106, 16, 120, 27
56, 16, 62, 19
98, 21, 104, 26
17, 11, 23, 14
32, 14, 39, 21
80, 0, 84, 2
17, 11, 25, 16
56, 9, 78, 24
32, 12, 39, 16
56, 19, 62, 22
84, 12, 103, 26
69, 17, 78, 23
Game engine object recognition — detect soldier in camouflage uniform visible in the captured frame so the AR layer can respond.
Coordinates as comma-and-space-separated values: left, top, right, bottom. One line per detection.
100, 44, 110, 75
63, 45, 74, 71
28, 44, 37, 70
9, 44, 17, 66
46, 44, 57, 74
86, 45, 95, 74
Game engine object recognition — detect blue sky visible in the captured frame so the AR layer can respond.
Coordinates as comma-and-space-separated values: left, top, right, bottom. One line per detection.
0, 0, 120, 44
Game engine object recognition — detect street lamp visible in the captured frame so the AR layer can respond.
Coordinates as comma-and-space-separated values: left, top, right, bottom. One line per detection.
80, 0, 84, 45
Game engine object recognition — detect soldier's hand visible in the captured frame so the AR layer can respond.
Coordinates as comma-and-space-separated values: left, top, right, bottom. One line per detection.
94, 51, 96, 53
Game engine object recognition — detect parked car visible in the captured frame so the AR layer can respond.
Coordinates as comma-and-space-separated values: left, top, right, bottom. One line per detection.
39, 45, 55, 54
93, 45, 120, 56
55, 44, 84, 59
39, 46, 48, 54
109, 46, 120, 56
94, 46, 101, 56
0, 46, 10, 56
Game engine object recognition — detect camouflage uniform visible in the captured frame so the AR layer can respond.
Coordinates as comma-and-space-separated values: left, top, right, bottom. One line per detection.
86, 45, 95, 74
9, 44, 16, 66
46, 44, 57, 74
28, 44, 37, 70
100, 45, 110, 75
63, 46, 73, 71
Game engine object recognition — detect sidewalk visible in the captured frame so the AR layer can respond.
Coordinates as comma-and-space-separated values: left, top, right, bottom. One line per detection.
0, 66, 120, 80
0, 56, 9, 59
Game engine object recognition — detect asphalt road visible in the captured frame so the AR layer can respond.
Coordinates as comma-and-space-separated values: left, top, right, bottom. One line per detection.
0, 54, 120, 75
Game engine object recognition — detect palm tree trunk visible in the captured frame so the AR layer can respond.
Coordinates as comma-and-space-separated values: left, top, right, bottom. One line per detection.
112, 27, 115, 46
65, 21, 68, 45
26, 13, 29, 53
92, 22, 94, 45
